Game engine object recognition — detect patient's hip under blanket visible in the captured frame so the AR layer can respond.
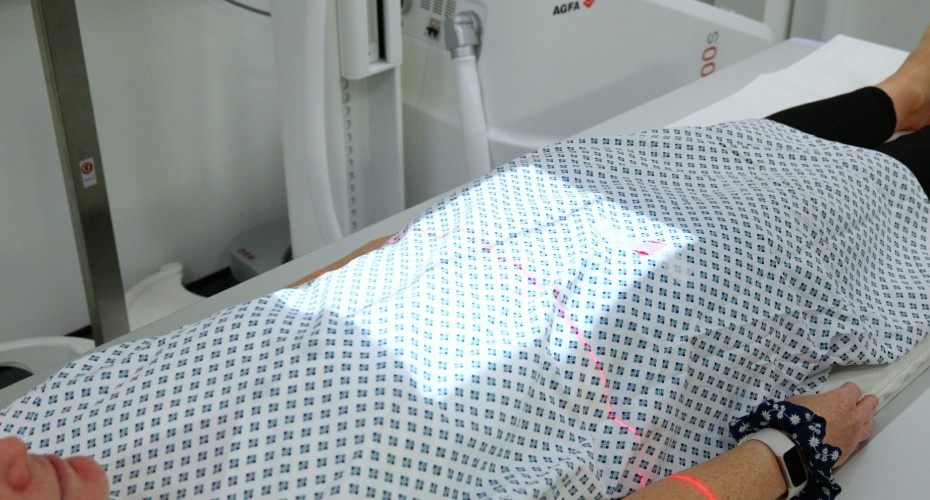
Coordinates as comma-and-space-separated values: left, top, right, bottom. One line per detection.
4, 120, 930, 498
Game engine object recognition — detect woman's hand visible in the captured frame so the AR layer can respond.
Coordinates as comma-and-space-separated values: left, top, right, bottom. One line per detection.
789, 382, 879, 467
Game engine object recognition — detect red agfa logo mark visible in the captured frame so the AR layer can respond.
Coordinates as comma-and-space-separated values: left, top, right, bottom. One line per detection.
552, 1, 593, 15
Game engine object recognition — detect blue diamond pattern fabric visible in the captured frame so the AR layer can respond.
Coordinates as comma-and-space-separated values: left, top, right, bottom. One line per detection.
3, 120, 930, 498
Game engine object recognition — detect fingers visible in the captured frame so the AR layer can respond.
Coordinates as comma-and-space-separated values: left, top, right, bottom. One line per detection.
830, 382, 878, 413
787, 384, 880, 468
833, 382, 879, 411
857, 416, 875, 445
836, 381, 863, 402
835, 383, 878, 427
855, 394, 879, 442
0, 436, 31, 490
857, 393, 880, 414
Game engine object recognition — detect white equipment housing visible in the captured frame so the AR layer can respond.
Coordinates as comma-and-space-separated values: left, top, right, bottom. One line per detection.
272, 0, 405, 257
272, 0, 787, 258
401, 0, 786, 205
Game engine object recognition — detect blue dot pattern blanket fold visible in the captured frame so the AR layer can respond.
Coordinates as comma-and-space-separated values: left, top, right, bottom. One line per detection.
3, 120, 930, 498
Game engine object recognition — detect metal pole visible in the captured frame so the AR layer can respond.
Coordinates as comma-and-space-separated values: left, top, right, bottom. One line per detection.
31, 0, 129, 344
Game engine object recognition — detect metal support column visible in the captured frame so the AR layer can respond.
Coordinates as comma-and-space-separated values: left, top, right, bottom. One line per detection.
31, 0, 129, 344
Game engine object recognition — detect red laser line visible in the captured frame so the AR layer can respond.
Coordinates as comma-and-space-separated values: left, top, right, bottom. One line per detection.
668, 474, 717, 500
407, 225, 647, 487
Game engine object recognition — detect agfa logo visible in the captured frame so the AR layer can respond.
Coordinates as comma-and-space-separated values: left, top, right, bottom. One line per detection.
552, 0, 594, 15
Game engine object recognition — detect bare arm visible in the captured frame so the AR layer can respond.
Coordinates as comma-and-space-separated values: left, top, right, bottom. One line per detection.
626, 382, 878, 499
287, 235, 393, 288
625, 439, 789, 500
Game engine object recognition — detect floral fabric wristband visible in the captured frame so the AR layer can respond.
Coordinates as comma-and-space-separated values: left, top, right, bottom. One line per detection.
730, 400, 842, 499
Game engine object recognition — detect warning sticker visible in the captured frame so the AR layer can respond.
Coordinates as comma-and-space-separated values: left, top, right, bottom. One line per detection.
79, 158, 97, 188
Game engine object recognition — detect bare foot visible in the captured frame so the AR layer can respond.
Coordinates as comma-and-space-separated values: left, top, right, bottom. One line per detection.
876, 25, 930, 132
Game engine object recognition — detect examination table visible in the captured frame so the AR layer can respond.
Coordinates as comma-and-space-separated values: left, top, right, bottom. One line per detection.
2, 36, 929, 498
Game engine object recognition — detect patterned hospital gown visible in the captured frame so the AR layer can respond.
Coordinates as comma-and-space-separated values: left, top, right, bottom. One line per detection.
3, 120, 930, 498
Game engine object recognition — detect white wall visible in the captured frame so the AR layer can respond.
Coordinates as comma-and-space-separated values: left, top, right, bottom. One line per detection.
0, 0, 284, 341
0, 0, 89, 342
795, 0, 929, 51
823, 0, 929, 51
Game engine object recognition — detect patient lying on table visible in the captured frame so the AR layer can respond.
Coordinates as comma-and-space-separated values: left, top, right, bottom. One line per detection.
6, 27, 930, 500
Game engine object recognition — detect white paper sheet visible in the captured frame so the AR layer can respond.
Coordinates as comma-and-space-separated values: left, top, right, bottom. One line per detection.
672, 35, 908, 128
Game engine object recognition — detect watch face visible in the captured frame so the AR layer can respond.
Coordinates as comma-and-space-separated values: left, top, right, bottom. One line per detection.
783, 447, 807, 486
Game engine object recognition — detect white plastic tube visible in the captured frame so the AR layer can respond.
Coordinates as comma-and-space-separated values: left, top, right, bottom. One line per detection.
272, 1, 344, 252
452, 55, 492, 179
299, 0, 344, 244
762, 0, 793, 41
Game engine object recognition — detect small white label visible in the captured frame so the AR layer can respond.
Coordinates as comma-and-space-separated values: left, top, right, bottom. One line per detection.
79, 158, 97, 188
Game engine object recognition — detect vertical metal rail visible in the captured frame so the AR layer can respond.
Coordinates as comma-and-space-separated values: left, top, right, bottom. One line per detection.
31, 0, 129, 344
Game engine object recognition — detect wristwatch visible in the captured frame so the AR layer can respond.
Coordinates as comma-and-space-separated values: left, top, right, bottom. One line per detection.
740, 428, 808, 499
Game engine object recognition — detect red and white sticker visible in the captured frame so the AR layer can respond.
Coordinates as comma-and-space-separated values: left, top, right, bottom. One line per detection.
79, 158, 97, 188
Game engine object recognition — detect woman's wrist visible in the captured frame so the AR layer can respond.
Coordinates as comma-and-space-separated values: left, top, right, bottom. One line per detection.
731, 399, 842, 499
739, 428, 810, 498
731, 439, 793, 499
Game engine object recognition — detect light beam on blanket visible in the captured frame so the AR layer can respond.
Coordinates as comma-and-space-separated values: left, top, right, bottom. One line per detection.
566, 215, 687, 488
408, 214, 685, 488
272, 194, 688, 490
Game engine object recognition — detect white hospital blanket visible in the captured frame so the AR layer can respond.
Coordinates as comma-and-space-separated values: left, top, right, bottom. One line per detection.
3, 120, 930, 498
667, 35, 930, 404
